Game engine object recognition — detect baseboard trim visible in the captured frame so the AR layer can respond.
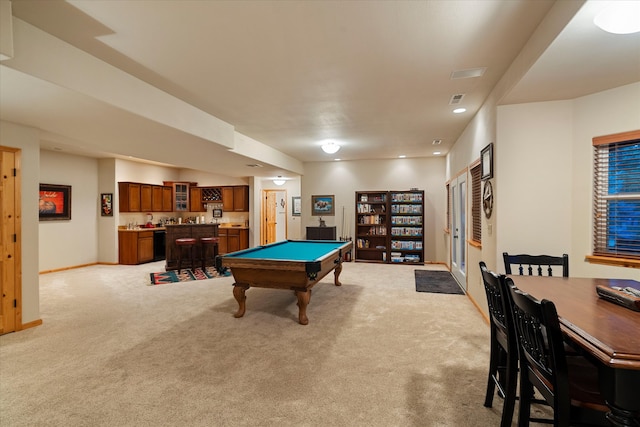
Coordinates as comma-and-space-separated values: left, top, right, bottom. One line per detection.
466, 292, 490, 326
40, 262, 99, 275
20, 318, 43, 330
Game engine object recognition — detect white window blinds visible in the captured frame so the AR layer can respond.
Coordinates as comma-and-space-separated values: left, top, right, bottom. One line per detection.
593, 132, 640, 260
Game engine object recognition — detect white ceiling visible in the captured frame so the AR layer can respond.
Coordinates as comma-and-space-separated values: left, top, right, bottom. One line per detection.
1, 0, 639, 179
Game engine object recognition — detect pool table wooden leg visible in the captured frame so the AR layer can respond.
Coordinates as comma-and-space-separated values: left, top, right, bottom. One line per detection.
233, 284, 248, 318
296, 289, 311, 325
333, 261, 343, 286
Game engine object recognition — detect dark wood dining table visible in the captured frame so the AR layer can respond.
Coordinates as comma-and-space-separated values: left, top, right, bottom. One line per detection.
509, 276, 640, 427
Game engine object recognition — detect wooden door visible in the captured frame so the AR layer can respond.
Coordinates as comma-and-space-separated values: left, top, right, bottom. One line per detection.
0, 146, 20, 334
262, 190, 277, 245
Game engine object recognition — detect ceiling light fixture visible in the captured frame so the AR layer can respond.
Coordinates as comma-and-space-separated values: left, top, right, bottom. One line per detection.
433, 151, 441, 155
321, 141, 341, 154
453, 108, 467, 114
398, 155, 406, 158
273, 176, 286, 186
594, 1, 640, 34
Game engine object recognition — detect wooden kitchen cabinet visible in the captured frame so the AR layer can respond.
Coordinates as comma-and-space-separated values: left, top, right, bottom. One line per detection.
189, 187, 206, 212
217, 227, 249, 255
164, 181, 195, 212
162, 186, 172, 212
152, 185, 174, 212
119, 230, 154, 264
140, 184, 152, 212
152, 185, 164, 212
222, 185, 249, 212
118, 182, 141, 212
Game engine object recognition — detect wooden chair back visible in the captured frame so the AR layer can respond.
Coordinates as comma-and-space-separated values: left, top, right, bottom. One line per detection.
503, 252, 569, 277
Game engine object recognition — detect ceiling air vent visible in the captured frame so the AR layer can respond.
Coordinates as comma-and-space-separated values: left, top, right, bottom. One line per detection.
449, 94, 465, 105
246, 163, 263, 168
432, 139, 442, 145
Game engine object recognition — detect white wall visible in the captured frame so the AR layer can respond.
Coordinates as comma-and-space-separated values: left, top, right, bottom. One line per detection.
496, 100, 574, 259
0, 121, 40, 324
301, 158, 447, 263
39, 150, 99, 272
496, 82, 640, 281
571, 82, 640, 279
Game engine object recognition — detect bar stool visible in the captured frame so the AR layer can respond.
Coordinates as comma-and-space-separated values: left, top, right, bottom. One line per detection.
175, 237, 196, 273
200, 237, 219, 271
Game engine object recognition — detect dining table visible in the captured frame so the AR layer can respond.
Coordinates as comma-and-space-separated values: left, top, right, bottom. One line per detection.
509, 276, 640, 427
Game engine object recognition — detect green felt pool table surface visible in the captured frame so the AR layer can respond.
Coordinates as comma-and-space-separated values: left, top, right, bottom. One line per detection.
223, 240, 349, 262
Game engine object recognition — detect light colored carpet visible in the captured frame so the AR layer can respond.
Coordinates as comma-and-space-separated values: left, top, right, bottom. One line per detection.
1, 261, 522, 426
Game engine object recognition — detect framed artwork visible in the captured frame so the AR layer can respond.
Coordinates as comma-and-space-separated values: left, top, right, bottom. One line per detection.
481, 143, 494, 180
39, 184, 71, 221
101, 193, 113, 217
292, 196, 301, 216
311, 195, 335, 216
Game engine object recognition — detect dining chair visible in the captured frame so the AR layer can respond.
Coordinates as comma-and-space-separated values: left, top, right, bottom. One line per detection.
504, 277, 609, 426
479, 262, 518, 427
503, 252, 569, 277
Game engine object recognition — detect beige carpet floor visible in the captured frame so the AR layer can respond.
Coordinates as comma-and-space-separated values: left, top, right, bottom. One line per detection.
1, 260, 528, 426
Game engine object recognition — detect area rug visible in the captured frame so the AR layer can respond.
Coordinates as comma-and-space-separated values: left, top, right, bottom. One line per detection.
414, 270, 465, 294
149, 267, 220, 285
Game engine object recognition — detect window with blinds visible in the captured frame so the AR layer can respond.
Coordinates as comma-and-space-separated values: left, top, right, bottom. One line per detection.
593, 131, 640, 260
471, 163, 481, 243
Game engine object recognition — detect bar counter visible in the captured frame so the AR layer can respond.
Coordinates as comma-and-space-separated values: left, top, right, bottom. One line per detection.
164, 223, 219, 271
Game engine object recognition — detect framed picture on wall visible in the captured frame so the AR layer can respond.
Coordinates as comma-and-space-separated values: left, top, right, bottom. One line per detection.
311, 195, 335, 216
101, 193, 113, 217
39, 183, 71, 221
481, 143, 494, 180
292, 196, 301, 216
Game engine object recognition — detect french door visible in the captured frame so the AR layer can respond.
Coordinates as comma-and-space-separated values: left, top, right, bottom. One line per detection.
450, 173, 467, 289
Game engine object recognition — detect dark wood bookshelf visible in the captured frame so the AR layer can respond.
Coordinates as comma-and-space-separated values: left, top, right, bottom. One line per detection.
355, 190, 424, 264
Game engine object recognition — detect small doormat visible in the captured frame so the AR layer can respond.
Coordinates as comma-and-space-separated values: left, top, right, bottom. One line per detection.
149, 267, 220, 285
415, 270, 465, 294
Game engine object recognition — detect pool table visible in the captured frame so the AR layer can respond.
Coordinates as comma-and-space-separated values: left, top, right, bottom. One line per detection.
217, 240, 353, 325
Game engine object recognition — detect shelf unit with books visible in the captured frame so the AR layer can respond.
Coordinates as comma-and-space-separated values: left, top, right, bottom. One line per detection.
355, 190, 425, 264
389, 191, 424, 264
355, 191, 388, 263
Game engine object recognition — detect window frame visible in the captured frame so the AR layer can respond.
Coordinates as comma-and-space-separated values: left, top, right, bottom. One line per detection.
586, 129, 640, 269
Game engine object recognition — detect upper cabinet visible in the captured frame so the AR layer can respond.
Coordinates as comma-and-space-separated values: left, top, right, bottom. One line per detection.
118, 182, 141, 212
222, 186, 249, 212
118, 182, 248, 213
140, 184, 152, 212
189, 186, 206, 212
164, 181, 196, 212
151, 185, 173, 212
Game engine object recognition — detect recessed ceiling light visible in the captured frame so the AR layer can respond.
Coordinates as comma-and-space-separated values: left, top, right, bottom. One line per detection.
334, 158, 341, 161
453, 108, 466, 114
399, 155, 406, 158
433, 151, 441, 155
594, 1, 640, 34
